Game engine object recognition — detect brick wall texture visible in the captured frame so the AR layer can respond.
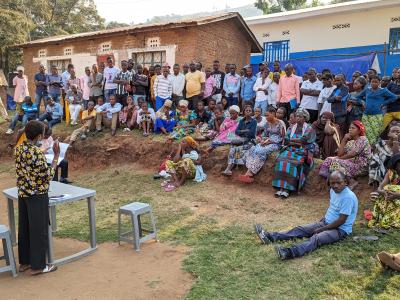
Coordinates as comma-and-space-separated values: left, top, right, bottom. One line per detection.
22, 19, 253, 96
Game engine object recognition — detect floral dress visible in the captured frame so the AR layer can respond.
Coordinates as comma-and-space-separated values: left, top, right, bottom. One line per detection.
165, 150, 198, 179
169, 110, 197, 140
319, 136, 371, 178
244, 120, 285, 174
369, 139, 392, 184
368, 170, 400, 229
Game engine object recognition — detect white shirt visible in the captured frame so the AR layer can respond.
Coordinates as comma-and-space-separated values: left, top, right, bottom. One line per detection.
299, 80, 323, 110
79, 75, 91, 100
154, 75, 173, 98
104, 66, 120, 90
170, 73, 185, 97
268, 82, 279, 106
253, 77, 272, 102
318, 85, 336, 115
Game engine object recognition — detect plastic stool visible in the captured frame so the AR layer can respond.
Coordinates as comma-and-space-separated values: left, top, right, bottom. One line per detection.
0, 225, 17, 277
118, 202, 157, 251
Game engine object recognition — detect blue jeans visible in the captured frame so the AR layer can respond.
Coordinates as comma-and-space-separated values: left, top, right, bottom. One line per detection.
49, 93, 61, 103
155, 96, 170, 111
9, 113, 36, 129
104, 89, 117, 102
38, 112, 61, 128
226, 96, 238, 107
254, 101, 268, 115
269, 218, 347, 257
35, 92, 47, 109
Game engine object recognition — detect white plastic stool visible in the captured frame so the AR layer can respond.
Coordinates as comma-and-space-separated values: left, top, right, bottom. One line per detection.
118, 202, 157, 251
0, 225, 17, 277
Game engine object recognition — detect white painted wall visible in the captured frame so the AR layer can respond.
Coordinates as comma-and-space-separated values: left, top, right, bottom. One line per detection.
248, 6, 400, 52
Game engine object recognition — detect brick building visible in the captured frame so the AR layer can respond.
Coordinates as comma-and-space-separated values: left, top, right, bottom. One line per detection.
16, 12, 261, 96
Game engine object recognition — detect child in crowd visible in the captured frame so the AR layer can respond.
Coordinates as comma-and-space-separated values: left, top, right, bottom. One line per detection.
137, 101, 155, 136
119, 95, 139, 131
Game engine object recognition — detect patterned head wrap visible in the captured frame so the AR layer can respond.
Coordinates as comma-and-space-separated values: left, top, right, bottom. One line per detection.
229, 105, 240, 113
352, 120, 366, 136
183, 136, 199, 148
179, 99, 189, 107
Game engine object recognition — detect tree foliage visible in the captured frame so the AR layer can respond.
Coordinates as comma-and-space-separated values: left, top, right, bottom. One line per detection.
0, 0, 105, 71
254, 0, 308, 14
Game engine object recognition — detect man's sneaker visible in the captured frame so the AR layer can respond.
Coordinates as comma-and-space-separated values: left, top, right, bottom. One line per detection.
275, 246, 293, 260
6, 129, 13, 135
254, 224, 272, 244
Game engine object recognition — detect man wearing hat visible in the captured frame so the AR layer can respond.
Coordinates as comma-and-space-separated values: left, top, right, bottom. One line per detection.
13, 66, 29, 107
154, 65, 173, 111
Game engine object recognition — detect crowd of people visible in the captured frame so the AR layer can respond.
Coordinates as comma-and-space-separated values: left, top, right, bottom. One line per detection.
5, 57, 400, 262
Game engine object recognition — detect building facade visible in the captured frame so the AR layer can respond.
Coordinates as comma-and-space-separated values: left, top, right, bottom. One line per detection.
17, 13, 261, 96
246, 0, 400, 75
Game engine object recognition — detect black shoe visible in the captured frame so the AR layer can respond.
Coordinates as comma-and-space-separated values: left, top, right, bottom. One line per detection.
60, 178, 73, 184
275, 245, 293, 260
254, 224, 272, 245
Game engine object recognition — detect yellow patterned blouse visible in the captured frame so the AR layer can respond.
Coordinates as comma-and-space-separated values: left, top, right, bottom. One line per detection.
15, 141, 54, 198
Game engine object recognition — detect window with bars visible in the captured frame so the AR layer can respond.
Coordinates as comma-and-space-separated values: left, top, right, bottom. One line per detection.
389, 28, 400, 55
47, 59, 72, 73
132, 51, 166, 68
264, 40, 290, 62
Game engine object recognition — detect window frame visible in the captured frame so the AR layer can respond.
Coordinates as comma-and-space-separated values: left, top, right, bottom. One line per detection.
263, 40, 290, 62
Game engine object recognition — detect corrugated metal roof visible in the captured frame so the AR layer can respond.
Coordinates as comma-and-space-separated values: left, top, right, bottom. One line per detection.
15, 12, 262, 52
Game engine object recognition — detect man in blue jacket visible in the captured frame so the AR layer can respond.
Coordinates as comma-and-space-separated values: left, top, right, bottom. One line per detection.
39, 96, 63, 128
6, 96, 38, 134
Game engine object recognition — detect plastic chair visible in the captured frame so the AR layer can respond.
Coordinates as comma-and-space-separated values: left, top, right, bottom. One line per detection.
0, 225, 17, 277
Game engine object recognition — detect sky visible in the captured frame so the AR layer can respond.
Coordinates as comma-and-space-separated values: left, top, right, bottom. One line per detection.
94, 0, 256, 23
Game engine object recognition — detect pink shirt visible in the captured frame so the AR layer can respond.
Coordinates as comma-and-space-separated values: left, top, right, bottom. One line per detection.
276, 74, 300, 104
80, 75, 91, 100
204, 76, 216, 98
13, 75, 29, 102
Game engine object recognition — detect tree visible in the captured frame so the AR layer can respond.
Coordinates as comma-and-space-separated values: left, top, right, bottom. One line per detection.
254, 0, 309, 14
330, 0, 355, 4
106, 21, 130, 30
0, 0, 105, 72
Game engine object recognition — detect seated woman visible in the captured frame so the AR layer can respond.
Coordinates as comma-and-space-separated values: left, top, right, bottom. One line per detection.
119, 95, 138, 131
368, 154, 400, 229
194, 107, 225, 141
272, 108, 316, 199
169, 100, 197, 140
163, 136, 202, 192
319, 120, 371, 190
276, 106, 289, 130
206, 105, 241, 152
155, 100, 176, 134
312, 112, 341, 159
137, 101, 156, 136
254, 107, 266, 136
239, 106, 285, 182
369, 125, 400, 188
222, 105, 257, 175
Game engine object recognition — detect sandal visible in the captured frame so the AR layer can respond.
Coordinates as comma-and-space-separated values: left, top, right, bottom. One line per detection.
161, 180, 170, 187
221, 169, 232, 176
31, 264, 57, 276
280, 191, 289, 199
274, 191, 282, 198
164, 183, 176, 192
238, 174, 254, 184
370, 192, 380, 200
353, 235, 379, 241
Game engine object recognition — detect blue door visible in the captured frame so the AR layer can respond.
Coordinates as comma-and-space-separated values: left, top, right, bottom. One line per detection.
264, 40, 290, 62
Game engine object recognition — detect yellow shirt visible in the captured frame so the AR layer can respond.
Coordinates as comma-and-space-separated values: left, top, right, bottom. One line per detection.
185, 70, 205, 98
269, 70, 286, 80
82, 109, 97, 127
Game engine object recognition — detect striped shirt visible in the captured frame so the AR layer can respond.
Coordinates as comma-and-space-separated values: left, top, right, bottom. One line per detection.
115, 71, 133, 95
154, 75, 172, 99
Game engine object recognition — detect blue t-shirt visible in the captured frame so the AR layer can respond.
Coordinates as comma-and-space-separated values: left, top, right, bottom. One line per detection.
325, 187, 358, 234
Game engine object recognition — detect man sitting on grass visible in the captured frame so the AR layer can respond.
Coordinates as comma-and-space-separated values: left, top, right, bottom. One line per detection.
65, 100, 97, 145
38, 96, 63, 129
255, 170, 358, 260
96, 94, 122, 136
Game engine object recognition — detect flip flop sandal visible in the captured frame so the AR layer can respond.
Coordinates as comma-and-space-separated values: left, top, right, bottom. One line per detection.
32, 264, 57, 276
373, 228, 390, 234
161, 180, 170, 187
280, 191, 289, 199
238, 175, 254, 184
221, 170, 232, 176
353, 235, 379, 241
164, 184, 176, 192
274, 191, 282, 198
370, 192, 380, 200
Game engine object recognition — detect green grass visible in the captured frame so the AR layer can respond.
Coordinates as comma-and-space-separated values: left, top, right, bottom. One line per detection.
10, 165, 400, 299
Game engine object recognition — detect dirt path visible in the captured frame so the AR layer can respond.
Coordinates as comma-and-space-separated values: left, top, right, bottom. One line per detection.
0, 172, 192, 300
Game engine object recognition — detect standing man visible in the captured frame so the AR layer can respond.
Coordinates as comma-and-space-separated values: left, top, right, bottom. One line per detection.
223, 64, 241, 107
203, 67, 217, 104
327, 74, 349, 136
240, 66, 257, 108
269, 60, 286, 79
46, 65, 63, 103
182, 63, 189, 75
255, 170, 358, 260
150, 64, 161, 108
113, 60, 132, 107
61, 64, 74, 93
256, 62, 266, 78
170, 64, 185, 108
103, 57, 120, 102
299, 68, 323, 123
211, 60, 225, 103
132, 64, 148, 106
268, 72, 280, 108
185, 62, 205, 110
154, 65, 173, 110
34, 64, 48, 111
276, 64, 300, 116
80, 66, 91, 109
